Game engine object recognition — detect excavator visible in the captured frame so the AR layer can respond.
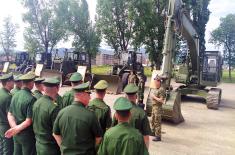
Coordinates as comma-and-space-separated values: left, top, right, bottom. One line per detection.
146, 0, 222, 123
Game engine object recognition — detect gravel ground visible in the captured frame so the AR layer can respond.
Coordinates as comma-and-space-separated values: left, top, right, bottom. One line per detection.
59, 82, 235, 155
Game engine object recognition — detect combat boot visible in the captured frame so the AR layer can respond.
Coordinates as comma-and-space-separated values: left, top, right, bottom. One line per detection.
152, 136, 161, 142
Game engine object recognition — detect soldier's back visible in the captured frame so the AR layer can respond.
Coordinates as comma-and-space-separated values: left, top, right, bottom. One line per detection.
98, 122, 149, 155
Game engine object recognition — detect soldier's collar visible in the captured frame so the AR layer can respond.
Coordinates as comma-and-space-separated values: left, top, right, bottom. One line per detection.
44, 95, 54, 101
118, 122, 129, 126
22, 87, 32, 92
73, 101, 86, 107
2, 87, 10, 93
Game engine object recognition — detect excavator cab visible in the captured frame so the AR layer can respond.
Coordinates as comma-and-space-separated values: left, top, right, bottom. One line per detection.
200, 51, 222, 87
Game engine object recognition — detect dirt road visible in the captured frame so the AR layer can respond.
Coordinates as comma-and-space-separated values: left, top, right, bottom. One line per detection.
59, 82, 235, 155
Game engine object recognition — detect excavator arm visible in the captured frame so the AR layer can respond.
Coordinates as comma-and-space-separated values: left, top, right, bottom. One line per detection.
161, 0, 199, 87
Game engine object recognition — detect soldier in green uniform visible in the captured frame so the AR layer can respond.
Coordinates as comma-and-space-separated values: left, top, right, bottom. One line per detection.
53, 82, 102, 155
62, 72, 83, 108
0, 73, 14, 155
33, 77, 45, 99
98, 97, 149, 155
88, 80, 112, 133
112, 83, 151, 149
33, 77, 60, 155
5, 72, 37, 155
151, 75, 166, 142
11, 74, 22, 95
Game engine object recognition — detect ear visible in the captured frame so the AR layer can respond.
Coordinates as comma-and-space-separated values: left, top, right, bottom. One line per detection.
114, 112, 118, 120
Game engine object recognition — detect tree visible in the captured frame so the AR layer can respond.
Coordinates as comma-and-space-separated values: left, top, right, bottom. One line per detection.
183, 0, 211, 62
130, 0, 168, 69
21, 0, 67, 55
210, 14, 235, 81
56, 0, 101, 72
96, 0, 134, 57
0, 16, 18, 61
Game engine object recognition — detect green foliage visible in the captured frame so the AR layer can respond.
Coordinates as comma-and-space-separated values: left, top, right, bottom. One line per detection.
56, 0, 101, 72
21, 0, 67, 54
210, 14, 235, 81
222, 70, 235, 83
182, 0, 211, 61
0, 16, 18, 61
96, 0, 134, 55
131, 0, 167, 69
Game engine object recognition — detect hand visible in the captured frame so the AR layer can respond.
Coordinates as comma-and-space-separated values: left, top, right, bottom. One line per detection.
5, 126, 21, 138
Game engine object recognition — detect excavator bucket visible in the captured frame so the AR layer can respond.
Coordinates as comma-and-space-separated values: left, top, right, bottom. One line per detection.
145, 70, 184, 124
91, 74, 122, 94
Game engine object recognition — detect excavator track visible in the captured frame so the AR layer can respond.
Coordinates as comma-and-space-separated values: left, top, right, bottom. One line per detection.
206, 88, 222, 110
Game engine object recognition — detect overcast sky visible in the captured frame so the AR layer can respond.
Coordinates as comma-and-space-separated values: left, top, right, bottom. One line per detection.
0, 0, 234, 51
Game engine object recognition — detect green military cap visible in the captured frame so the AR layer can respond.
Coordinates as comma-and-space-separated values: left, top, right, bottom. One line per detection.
113, 97, 132, 111
69, 72, 83, 82
73, 82, 90, 93
42, 77, 60, 86
34, 77, 45, 83
94, 80, 108, 90
124, 83, 138, 94
13, 74, 22, 81
19, 72, 36, 81
0, 72, 13, 81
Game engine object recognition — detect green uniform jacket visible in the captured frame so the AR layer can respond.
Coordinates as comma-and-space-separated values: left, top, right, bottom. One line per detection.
88, 98, 112, 133
56, 94, 63, 110
32, 95, 60, 155
10, 87, 21, 96
0, 88, 12, 136
53, 101, 103, 155
112, 102, 151, 135
61, 90, 75, 109
9, 88, 36, 136
98, 122, 149, 155
33, 90, 43, 100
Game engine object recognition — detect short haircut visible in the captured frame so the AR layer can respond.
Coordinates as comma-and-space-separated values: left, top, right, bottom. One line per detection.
116, 110, 130, 118
71, 81, 82, 85
22, 79, 34, 84
95, 89, 106, 93
43, 83, 59, 88
1, 80, 7, 86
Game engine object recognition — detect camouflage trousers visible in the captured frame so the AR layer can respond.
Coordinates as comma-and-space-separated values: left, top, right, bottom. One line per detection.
151, 105, 162, 137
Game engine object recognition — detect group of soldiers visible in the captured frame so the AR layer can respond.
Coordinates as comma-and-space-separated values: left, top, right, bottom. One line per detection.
0, 70, 166, 155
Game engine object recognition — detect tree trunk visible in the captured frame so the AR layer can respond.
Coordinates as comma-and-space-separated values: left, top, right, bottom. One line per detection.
6, 52, 9, 61
229, 50, 232, 81
87, 51, 92, 73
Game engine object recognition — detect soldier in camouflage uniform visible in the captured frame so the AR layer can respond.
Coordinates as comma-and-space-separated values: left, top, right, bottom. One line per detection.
151, 75, 166, 142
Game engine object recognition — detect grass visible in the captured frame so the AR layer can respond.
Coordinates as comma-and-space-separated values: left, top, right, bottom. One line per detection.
222, 70, 235, 83
92, 65, 153, 76
91, 65, 235, 83
91, 65, 112, 75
